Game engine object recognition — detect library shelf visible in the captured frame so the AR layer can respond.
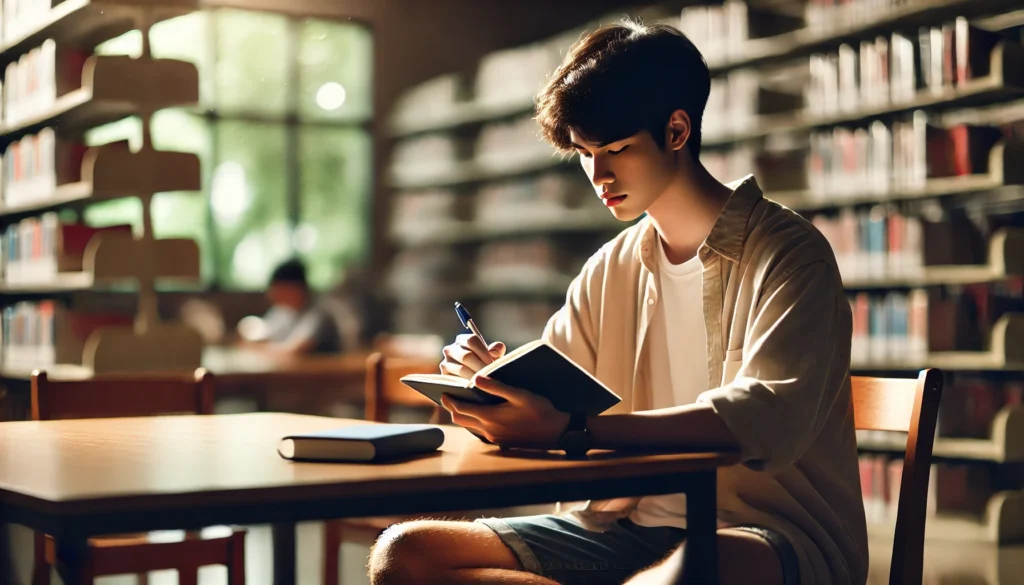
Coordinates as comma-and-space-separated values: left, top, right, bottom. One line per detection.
0, 144, 201, 219
857, 406, 1024, 463
390, 274, 574, 304
867, 490, 1024, 542
0, 55, 199, 139
704, 41, 1024, 148
0, 232, 200, 292
706, 0, 1020, 75
0, 320, 203, 378
852, 313, 1024, 372
389, 98, 535, 138
769, 139, 1024, 211
388, 153, 569, 190
0, 0, 197, 61
842, 228, 1024, 289
390, 210, 623, 247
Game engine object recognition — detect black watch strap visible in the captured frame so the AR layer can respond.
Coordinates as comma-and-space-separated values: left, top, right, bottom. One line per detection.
566, 411, 588, 432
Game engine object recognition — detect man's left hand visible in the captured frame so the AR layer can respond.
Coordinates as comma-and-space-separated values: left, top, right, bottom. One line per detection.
440, 376, 570, 449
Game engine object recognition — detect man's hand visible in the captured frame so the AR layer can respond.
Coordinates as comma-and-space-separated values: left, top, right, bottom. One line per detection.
440, 334, 506, 379
440, 376, 570, 449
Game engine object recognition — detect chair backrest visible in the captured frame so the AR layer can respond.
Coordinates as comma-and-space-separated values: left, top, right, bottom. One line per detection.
363, 352, 443, 422
31, 368, 215, 421
850, 368, 943, 585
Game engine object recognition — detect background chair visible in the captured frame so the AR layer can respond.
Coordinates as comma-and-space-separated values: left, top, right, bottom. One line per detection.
851, 369, 943, 585
30, 368, 247, 585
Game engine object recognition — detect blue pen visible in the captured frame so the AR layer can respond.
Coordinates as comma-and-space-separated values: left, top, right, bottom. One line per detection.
454, 302, 489, 349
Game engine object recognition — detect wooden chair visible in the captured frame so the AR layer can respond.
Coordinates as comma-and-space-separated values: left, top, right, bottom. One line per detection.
851, 369, 943, 585
323, 352, 443, 585
30, 369, 246, 585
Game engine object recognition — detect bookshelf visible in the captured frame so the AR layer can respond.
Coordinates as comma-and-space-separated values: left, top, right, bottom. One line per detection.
842, 227, 1024, 288
858, 405, 1024, 462
705, 0, 1022, 74
0, 55, 200, 137
868, 490, 1024, 542
0, 0, 195, 59
705, 41, 1024, 147
0, 0, 205, 376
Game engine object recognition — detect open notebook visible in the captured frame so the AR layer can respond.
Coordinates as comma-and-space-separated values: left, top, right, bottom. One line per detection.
401, 339, 621, 415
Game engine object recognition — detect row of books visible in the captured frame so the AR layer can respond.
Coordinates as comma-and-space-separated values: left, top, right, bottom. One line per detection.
1, 299, 132, 368
389, 29, 566, 129
851, 279, 1024, 364
806, 18, 1005, 119
2, 213, 131, 283
859, 454, 994, 525
679, 1, 801, 64
807, 114, 1004, 199
389, 114, 556, 183
2, 128, 88, 207
3, 39, 88, 126
811, 207, 992, 282
385, 235, 598, 299
849, 290, 929, 366
389, 171, 600, 239
806, 0, 920, 33
1, 0, 56, 47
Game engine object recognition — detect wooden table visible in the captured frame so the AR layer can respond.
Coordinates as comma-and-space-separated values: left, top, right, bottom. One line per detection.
0, 413, 739, 584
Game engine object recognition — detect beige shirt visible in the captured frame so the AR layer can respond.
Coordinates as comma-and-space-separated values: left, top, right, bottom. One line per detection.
541, 175, 869, 585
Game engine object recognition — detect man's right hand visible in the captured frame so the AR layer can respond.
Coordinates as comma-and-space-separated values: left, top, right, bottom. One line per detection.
440, 334, 506, 379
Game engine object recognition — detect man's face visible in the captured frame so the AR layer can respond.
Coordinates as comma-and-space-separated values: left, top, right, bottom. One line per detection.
267, 282, 307, 310
570, 129, 676, 222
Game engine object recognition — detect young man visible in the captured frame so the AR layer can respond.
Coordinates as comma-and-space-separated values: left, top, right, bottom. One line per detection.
369, 20, 868, 585
241, 259, 343, 355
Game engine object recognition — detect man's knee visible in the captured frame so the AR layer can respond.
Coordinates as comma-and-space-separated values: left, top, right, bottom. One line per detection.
368, 520, 439, 585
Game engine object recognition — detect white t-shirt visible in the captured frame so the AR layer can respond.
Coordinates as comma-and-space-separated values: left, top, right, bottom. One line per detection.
629, 238, 708, 530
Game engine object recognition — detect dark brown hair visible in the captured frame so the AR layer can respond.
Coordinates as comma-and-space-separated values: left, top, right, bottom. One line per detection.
535, 19, 710, 160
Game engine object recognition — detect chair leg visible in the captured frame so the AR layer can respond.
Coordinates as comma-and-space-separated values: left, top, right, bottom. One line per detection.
177, 567, 198, 585
137, 572, 149, 585
228, 531, 246, 585
32, 532, 50, 585
323, 522, 342, 585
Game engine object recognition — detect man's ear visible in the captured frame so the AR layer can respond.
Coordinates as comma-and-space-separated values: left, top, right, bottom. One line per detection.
664, 110, 691, 151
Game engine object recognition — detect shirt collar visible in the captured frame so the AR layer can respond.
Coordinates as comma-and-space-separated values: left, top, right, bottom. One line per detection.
638, 174, 764, 269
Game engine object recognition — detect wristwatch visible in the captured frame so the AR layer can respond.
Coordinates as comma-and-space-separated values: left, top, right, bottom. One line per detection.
557, 411, 594, 457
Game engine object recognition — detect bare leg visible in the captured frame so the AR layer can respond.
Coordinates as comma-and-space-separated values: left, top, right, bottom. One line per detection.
625, 528, 785, 585
368, 520, 559, 585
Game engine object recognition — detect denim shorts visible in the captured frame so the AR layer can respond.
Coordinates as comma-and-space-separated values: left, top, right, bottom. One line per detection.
476, 514, 800, 585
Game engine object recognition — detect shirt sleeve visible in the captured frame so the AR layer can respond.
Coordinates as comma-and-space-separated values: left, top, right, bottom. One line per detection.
697, 260, 852, 473
540, 250, 606, 376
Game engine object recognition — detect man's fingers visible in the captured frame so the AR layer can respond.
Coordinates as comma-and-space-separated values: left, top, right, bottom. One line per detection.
457, 333, 495, 365
440, 359, 478, 380
443, 344, 487, 374
488, 341, 506, 358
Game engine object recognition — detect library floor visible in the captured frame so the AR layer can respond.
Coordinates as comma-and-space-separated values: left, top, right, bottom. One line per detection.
6, 521, 1024, 585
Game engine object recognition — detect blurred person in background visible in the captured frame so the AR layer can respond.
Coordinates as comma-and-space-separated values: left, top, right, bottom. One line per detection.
237, 258, 343, 355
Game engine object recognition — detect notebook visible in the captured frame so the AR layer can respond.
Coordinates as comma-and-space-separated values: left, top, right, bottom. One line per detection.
400, 339, 621, 416
277, 424, 445, 462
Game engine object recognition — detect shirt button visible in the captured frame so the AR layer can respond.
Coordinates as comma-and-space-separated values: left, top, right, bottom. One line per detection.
648, 298, 655, 305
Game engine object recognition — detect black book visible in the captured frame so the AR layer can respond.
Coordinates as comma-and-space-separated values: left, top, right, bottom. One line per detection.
278, 424, 445, 462
401, 339, 622, 416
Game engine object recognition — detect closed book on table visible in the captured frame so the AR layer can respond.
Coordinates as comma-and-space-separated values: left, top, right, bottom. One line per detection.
277, 424, 445, 462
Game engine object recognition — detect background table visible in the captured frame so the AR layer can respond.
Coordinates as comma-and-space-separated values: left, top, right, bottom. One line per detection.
0, 413, 738, 584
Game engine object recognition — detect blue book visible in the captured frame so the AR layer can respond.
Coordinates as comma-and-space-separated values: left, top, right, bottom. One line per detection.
277, 424, 444, 462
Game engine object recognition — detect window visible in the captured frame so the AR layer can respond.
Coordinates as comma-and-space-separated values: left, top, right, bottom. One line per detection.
88, 9, 373, 292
